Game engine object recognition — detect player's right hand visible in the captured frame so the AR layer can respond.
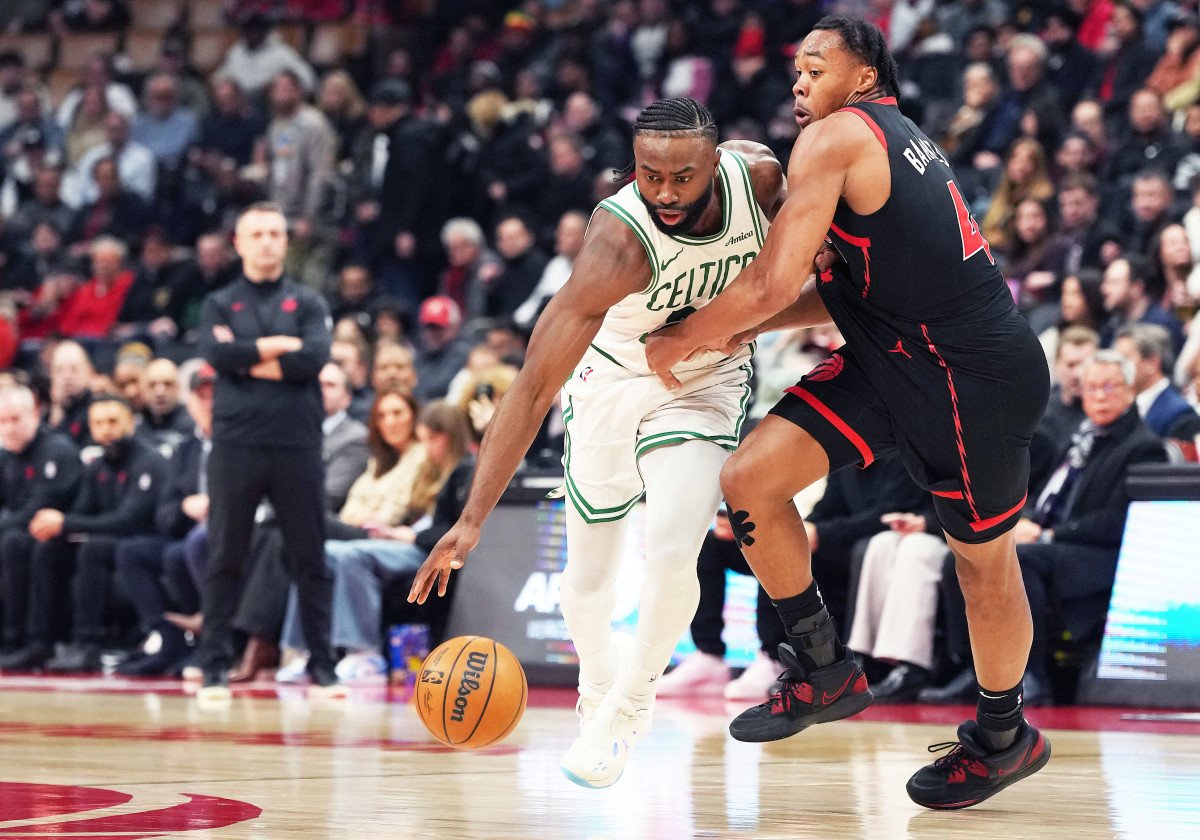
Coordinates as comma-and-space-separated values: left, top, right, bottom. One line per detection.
407, 520, 481, 604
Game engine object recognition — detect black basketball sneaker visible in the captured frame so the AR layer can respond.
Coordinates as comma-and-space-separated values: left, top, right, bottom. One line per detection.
907, 719, 1051, 810
728, 643, 873, 742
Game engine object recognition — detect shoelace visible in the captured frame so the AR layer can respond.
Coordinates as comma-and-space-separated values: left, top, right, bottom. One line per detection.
764, 671, 808, 714
926, 740, 967, 768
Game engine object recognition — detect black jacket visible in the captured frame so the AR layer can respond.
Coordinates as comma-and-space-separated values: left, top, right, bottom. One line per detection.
156, 433, 206, 538
0, 427, 83, 531
199, 275, 332, 449
61, 436, 166, 536
415, 455, 475, 553
54, 391, 94, 447
1026, 407, 1168, 549
809, 453, 928, 553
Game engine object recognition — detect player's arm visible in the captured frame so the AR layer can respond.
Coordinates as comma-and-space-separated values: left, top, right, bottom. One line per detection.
409, 211, 651, 603
718, 140, 786, 220
647, 114, 866, 386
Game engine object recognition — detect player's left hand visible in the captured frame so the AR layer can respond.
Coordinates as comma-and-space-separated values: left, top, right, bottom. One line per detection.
645, 324, 691, 390
407, 519, 481, 604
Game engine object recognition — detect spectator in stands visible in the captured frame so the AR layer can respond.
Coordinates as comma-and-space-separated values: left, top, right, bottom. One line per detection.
56, 54, 136, 131
114, 229, 184, 342
372, 341, 418, 394
111, 345, 146, 413
413, 296, 470, 403
113, 365, 214, 677
972, 35, 1065, 167
217, 12, 316, 97
135, 358, 192, 456
67, 112, 155, 209
1032, 326, 1100, 492
131, 73, 198, 171
45, 343, 97, 444
67, 157, 153, 248
0, 86, 65, 161
0, 52, 38, 127
1013, 350, 1168, 701
328, 264, 378, 329
514, 209, 588, 329
482, 213, 549, 320
1041, 6, 1097, 110
1104, 89, 1186, 194
51, 0, 129, 33
1177, 310, 1200, 408
1093, 1, 1161, 122
6, 221, 78, 293
437, 217, 501, 316
1145, 15, 1200, 104
559, 91, 629, 171
1100, 252, 1186, 350
155, 37, 209, 121
63, 84, 110, 167
1124, 169, 1178, 257
1153, 223, 1199, 314
291, 400, 471, 682
264, 70, 334, 258
0, 384, 83, 654
350, 80, 441, 307
318, 362, 370, 514
276, 386, 427, 681
980, 138, 1055, 252
6, 165, 73, 244
170, 232, 238, 338
330, 338, 373, 423
1053, 131, 1099, 181
1115, 322, 1200, 438
941, 62, 1000, 168
194, 77, 262, 169
535, 133, 595, 236
710, 24, 791, 129
1004, 197, 1060, 330
846, 499, 945, 703
50, 236, 135, 340
316, 70, 367, 163
0, 395, 165, 672
1045, 173, 1122, 278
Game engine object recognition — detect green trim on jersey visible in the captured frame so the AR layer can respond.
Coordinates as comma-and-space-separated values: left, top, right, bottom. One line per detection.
671, 157, 735, 245
598, 199, 659, 294
729, 152, 766, 248
562, 398, 641, 524
587, 343, 628, 370
632, 362, 754, 460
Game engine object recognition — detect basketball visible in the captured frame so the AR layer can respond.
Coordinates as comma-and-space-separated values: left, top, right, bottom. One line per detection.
414, 636, 528, 749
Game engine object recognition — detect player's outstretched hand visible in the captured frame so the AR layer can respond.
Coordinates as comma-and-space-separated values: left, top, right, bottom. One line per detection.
407, 520, 481, 604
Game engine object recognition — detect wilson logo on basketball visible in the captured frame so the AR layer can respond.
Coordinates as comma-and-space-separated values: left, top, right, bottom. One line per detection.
450, 651, 490, 723
806, 355, 844, 382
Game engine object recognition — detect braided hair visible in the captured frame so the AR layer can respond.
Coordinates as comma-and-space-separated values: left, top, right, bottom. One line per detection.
615, 97, 717, 181
811, 16, 901, 100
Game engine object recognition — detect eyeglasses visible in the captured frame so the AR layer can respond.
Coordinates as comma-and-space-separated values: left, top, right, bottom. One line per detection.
1082, 382, 1125, 396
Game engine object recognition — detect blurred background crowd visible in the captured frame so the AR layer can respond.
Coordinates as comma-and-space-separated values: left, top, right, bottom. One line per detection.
0, 0, 1198, 701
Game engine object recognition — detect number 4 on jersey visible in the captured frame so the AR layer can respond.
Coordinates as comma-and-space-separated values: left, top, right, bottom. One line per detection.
947, 181, 994, 265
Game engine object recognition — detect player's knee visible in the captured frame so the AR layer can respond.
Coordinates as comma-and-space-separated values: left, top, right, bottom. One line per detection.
719, 451, 757, 502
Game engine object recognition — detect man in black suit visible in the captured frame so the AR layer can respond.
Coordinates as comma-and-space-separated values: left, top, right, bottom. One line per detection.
113, 364, 215, 676
1013, 349, 1167, 700
0, 384, 83, 655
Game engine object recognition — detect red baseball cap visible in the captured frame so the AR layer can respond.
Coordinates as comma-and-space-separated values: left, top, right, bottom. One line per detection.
419, 296, 462, 329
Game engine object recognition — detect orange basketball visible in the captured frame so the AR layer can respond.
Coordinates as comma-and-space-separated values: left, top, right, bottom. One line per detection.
413, 635, 528, 749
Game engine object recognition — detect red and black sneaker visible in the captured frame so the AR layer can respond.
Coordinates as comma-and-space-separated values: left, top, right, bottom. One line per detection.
728, 644, 872, 743
906, 719, 1051, 810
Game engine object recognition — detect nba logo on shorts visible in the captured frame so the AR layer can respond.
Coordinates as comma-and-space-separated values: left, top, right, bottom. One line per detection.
806, 354, 844, 382
579, 366, 594, 382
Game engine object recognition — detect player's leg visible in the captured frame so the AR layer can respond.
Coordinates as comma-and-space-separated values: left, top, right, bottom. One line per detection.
562, 439, 727, 789
560, 506, 632, 720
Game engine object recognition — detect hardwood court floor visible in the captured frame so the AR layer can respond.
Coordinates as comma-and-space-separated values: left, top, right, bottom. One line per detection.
0, 677, 1197, 840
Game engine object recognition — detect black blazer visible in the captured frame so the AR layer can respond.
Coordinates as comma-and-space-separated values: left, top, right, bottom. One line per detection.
156, 434, 205, 538
1040, 408, 1168, 549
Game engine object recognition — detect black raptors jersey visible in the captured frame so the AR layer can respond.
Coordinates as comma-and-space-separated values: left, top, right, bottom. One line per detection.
807, 97, 1049, 510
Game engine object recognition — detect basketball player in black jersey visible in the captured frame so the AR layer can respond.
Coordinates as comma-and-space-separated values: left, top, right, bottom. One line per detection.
647, 17, 1051, 809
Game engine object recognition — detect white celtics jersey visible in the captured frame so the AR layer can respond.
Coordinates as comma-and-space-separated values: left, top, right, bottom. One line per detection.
587, 148, 768, 376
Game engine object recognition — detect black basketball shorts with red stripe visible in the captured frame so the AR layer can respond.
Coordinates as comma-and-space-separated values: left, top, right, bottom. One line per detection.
768, 341, 1050, 544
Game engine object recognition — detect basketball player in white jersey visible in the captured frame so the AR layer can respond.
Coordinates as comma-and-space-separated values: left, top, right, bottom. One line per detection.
409, 98, 784, 787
